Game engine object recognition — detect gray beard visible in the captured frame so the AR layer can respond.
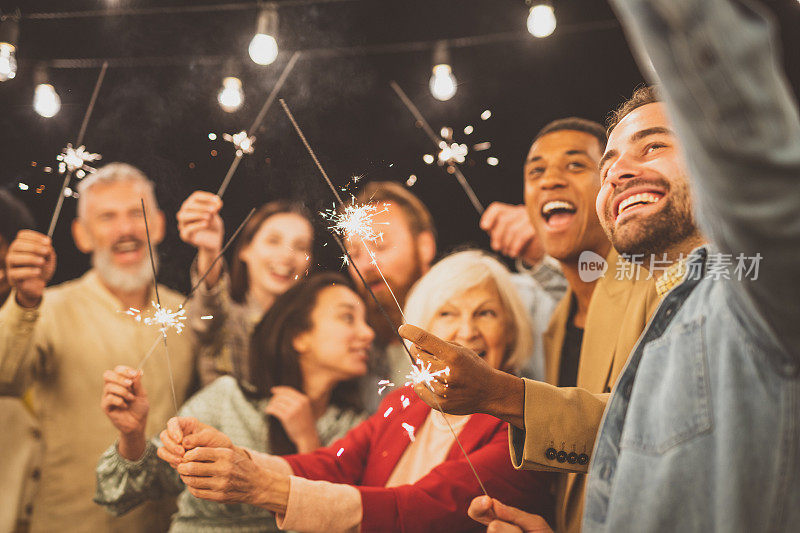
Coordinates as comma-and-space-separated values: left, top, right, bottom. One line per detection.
92, 248, 155, 293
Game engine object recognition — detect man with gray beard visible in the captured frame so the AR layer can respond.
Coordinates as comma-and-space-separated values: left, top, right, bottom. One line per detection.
0, 163, 196, 533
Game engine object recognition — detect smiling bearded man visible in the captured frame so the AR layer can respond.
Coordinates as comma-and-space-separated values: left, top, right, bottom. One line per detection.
0, 163, 196, 533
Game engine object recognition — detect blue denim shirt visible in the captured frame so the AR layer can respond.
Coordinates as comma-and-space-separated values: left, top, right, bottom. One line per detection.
584, 0, 800, 530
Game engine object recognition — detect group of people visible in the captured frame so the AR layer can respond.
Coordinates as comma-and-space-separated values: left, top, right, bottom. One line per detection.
1, 0, 799, 531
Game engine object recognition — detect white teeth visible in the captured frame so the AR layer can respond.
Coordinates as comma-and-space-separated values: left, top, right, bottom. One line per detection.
269, 266, 292, 277
618, 193, 662, 215
542, 200, 577, 216
114, 242, 139, 252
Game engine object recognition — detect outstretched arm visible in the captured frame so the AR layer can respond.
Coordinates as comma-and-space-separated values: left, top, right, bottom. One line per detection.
612, 0, 800, 364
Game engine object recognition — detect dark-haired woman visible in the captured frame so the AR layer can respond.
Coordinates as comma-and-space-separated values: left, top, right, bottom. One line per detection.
177, 191, 315, 386
94, 273, 372, 532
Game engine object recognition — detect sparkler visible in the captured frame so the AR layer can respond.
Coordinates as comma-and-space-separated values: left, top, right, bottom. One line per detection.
404, 358, 450, 390
321, 197, 388, 243
135, 208, 255, 370
390, 81, 485, 215
279, 98, 488, 496
47, 62, 108, 238
57, 144, 101, 175
216, 51, 300, 197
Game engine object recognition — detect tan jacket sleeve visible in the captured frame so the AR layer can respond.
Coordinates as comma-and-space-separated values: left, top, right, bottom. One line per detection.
0, 292, 45, 396
508, 378, 608, 474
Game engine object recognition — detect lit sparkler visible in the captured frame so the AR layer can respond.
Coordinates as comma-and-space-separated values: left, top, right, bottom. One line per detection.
126, 303, 187, 336
223, 130, 255, 156
405, 358, 450, 391
57, 144, 101, 175
320, 197, 388, 244
390, 81, 485, 215
47, 62, 108, 238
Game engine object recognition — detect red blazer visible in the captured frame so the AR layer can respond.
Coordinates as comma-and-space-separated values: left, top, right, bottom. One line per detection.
283, 387, 554, 532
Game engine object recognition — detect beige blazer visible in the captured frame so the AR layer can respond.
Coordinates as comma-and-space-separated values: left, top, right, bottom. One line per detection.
510, 250, 660, 532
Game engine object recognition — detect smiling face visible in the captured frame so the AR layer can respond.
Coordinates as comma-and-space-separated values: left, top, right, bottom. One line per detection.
73, 180, 164, 292
524, 130, 610, 262
239, 212, 313, 300
597, 103, 700, 258
294, 285, 375, 380
427, 280, 511, 371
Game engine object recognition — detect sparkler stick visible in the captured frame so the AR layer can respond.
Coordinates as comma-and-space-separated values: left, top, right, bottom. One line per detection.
47, 62, 108, 238
141, 199, 179, 414
216, 51, 301, 197
389, 81, 485, 215
279, 99, 489, 496
136, 208, 255, 370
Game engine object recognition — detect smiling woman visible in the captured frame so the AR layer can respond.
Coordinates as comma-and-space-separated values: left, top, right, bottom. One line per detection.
177, 193, 315, 386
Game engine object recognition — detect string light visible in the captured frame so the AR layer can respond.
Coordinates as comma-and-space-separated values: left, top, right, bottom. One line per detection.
0, 13, 18, 82
429, 41, 457, 101
218, 76, 244, 112
526, 1, 557, 38
33, 83, 61, 118
249, 5, 279, 66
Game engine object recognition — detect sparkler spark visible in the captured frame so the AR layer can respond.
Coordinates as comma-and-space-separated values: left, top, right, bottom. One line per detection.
223, 130, 256, 156
57, 144, 101, 175
401, 422, 416, 442
126, 302, 187, 336
383, 407, 394, 418
400, 395, 410, 409
405, 358, 450, 390
337, 447, 345, 457
377, 379, 395, 395
321, 197, 389, 244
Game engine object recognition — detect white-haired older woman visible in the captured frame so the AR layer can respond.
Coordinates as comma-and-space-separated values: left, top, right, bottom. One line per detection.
157, 249, 555, 533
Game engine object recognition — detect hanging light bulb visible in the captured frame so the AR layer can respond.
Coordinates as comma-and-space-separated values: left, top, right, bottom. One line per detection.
0, 13, 20, 82
33, 65, 60, 118
429, 41, 457, 101
218, 76, 244, 113
526, 1, 557, 38
249, 5, 279, 65
34, 83, 61, 118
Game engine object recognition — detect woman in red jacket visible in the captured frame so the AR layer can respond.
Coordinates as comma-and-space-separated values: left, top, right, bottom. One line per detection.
160, 250, 555, 532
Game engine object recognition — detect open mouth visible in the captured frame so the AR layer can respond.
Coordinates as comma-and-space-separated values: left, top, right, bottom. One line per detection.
614, 190, 665, 222
541, 200, 577, 229
111, 240, 143, 254
266, 264, 296, 281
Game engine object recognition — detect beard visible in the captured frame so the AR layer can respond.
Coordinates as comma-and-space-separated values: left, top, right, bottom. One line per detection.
358, 252, 424, 346
604, 176, 700, 258
92, 245, 155, 293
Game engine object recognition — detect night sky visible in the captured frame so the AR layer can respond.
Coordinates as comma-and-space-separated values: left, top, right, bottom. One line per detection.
2, 0, 799, 292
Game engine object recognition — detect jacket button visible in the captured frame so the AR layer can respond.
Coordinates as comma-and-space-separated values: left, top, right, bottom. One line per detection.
31, 468, 41, 481
31, 429, 41, 440
578, 454, 589, 465
567, 452, 578, 464
545, 447, 557, 460
556, 451, 567, 463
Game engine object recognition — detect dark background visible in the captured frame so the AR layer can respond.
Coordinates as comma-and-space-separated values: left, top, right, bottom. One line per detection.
1, 0, 799, 292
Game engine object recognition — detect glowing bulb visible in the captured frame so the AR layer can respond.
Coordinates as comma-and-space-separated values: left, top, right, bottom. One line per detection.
0, 43, 16, 81
429, 64, 457, 101
527, 4, 557, 38
33, 84, 61, 118
249, 33, 278, 65
218, 77, 244, 113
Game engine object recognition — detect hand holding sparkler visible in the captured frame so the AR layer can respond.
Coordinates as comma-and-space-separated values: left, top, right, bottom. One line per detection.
480, 202, 545, 265
157, 416, 234, 468
5, 230, 56, 308
101, 365, 149, 460
468, 495, 554, 533
398, 324, 526, 427
177, 191, 225, 288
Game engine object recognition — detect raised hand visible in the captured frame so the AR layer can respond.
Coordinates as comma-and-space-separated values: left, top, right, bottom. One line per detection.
5, 230, 56, 308
264, 386, 320, 453
468, 496, 553, 533
101, 366, 149, 460
398, 324, 525, 427
157, 416, 233, 468
480, 202, 544, 265
177, 191, 224, 254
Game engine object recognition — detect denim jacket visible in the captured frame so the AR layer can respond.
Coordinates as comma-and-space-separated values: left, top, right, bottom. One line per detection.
584, 0, 800, 530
